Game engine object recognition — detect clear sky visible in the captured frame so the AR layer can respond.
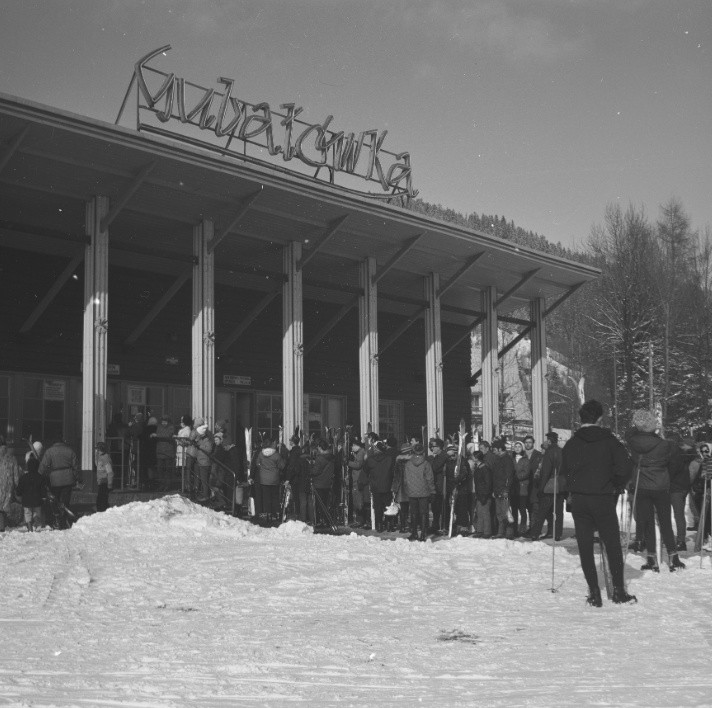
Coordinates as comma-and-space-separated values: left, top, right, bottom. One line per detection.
0, 0, 710, 250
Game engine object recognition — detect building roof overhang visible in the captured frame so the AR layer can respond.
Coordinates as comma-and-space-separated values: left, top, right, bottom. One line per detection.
0, 92, 599, 329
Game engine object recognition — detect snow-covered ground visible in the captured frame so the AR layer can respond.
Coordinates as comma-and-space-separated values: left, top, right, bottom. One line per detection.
1, 495, 711, 707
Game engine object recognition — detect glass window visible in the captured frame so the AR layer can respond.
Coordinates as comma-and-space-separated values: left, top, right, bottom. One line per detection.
21, 377, 65, 443
0, 376, 8, 441
378, 399, 403, 442
256, 392, 282, 441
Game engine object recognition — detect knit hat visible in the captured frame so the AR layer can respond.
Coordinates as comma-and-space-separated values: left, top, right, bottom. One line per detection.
194, 417, 205, 427
412, 443, 424, 455
399, 443, 413, 455
545, 431, 559, 442
147, 416, 158, 426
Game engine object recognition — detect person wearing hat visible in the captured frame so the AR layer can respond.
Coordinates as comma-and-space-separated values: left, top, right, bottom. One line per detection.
392, 443, 413, 533
254, 437, 286, 523
526, 431, 564, 541
403, 443, 435, 541
348, 437, 369, 528
15, 453, 48, 531
626, 409, 684, 572
94, 441, 114, 512
365, 440, 395, 532
193, 418, 215, 502
310, 439, 335, 528
427, 438, 448, 533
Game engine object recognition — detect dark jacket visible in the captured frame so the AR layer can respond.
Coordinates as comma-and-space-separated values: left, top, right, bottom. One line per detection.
348, 448, 367, 489
561, 425, 632, 495
472, 459, 493, 503
366, 448, 394, 494
669, 445, 692, 494
428, 451, 449, 496
195, 430, 215, 467
16, 469, 48, 507
539, 444, 563, 495
492, 453, 515, 497
38, 442, 78, 487
256, 447, 285, 486
513, 453, 531, 496
526, 449, 543, 502
625, 428, 672, 491
311, 451, 335, 490
403, 454, 435, 498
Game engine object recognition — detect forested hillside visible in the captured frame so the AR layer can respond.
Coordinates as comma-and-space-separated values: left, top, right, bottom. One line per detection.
406, 197, 712, 433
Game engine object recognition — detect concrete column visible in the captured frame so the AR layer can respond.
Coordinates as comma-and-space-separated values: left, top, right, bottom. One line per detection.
424, 273, 444, 439
282, 242, 304, 440
82, 196, 110, 470
481, 286, 499, 441
530, 297, 549, 444
192, 220, 215, 428
359, 257, 379, 436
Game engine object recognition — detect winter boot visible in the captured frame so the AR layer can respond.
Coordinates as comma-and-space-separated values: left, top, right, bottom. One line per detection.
640, 556, 660, 572
611, 586, 638, 604
586, 586, 602, 608
675, 540, 687, 552
669, 554, 686, 572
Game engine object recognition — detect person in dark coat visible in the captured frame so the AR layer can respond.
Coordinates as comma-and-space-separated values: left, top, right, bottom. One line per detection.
443, 442, 471, 534
16, 455, 48, 531
562, 399, 636, 606
511, 441, 531, 536
669, 435, 693, 551
427, 438, 448, 532
471, 450, 493, 538
626, 409, 685, 572
491, 440, 515, 539
527, 432, 564, 540
366, 440, 395, 532
523, 435, 543, 528
310, 439, 335, 527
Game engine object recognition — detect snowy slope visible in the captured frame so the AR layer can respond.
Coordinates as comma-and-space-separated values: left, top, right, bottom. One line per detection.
0, 495, 711, 707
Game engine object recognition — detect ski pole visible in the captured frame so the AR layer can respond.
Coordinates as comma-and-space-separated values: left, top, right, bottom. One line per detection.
551, 476, 557, 593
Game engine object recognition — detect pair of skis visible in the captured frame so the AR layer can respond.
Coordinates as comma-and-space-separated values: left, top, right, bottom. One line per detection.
448, 419, 467, 538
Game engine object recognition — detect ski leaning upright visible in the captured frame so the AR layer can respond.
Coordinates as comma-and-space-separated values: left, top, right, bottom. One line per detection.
448, 419, 467, 538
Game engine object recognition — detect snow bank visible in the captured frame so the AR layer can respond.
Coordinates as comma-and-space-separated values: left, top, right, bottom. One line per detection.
73, 494, 312, 538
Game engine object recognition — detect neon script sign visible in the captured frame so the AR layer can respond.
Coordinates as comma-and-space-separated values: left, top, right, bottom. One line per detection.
122, 46, 417, 200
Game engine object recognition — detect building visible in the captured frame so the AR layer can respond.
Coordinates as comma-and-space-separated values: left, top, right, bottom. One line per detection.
0, 49, 599, 486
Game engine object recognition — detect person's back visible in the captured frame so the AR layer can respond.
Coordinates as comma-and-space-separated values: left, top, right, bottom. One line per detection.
17, 458, 47, 509
563, 426, 631, 495
38, 441, 78, 488
625, 428, 672, 491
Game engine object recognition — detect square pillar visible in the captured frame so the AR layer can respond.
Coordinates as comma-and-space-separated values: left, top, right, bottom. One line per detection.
82, 196, 110, 469
359, 257, 379, 435
481, 286, 499, 441
530, 297, 549, 444
192, 220, 215, 428
424, 273, 444, 439
283, 242, 304, 440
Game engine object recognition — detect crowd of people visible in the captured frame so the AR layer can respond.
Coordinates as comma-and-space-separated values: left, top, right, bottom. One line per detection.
1, 399, 711, 597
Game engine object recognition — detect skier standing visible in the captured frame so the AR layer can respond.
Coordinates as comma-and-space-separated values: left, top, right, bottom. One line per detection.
561, 399, 636, 606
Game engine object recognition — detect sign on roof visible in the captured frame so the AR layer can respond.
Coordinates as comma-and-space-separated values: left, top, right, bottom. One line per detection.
117, 46, 417, 201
